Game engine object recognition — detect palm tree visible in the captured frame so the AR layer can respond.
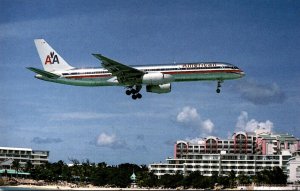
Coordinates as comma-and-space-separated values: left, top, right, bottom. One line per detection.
25, 160, 33, 172
12, 160, 20, 177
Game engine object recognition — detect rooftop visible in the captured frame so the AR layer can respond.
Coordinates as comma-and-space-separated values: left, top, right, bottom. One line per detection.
0, 146, 33, 151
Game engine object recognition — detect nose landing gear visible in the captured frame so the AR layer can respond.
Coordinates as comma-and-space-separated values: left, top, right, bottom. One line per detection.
216, 80, 223, 93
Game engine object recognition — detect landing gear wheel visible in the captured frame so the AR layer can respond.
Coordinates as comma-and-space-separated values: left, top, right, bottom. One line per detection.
131, 89, 137, 94
132, 94, 137, 100
137, 93, 142, 99
216, 80, 223, 94
127, 85, 143, 100
126, 90, 132, 95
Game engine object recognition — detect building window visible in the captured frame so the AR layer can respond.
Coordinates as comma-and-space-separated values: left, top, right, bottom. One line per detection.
296, 167, 300, 178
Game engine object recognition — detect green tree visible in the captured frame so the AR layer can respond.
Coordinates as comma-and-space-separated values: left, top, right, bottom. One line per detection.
91, 162, 109, 186
253, 170, 263, 184
12, 160, 20, 177
97, 162, 107, 168
31, 162, 54, 181
25, 160, 33, 172
110, 170, 131, 187
81, 159, 94, 182
253, 167, 287, 185
228, 170, 236, 188
91, 167, 109, 186
210, 171, 219, 188
218, 175, 230, 188
136, 171, 158, 188
237, 173, 251, 185
158, 173, 183, 188
182, 171, 204, 188
69, 158, 82, 182
108, 163, 144, 188
44, 162, 56, 181
192, 175, 211, 189
271, 166, 287, 185
61, 164, 71, 181
51, 160, 65, 181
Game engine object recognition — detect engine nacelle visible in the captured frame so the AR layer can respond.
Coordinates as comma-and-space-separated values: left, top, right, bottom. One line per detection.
142, 72, 173, 85
146, 83, 171, 94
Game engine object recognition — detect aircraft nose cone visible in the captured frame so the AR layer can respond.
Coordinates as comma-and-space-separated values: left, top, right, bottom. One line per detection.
240, 71, 245, 77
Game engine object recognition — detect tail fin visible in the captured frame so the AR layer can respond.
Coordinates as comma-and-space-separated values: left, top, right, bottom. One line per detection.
34, 39, 74, 72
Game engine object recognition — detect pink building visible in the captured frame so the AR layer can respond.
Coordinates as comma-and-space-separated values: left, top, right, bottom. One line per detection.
174, 131, 300, 158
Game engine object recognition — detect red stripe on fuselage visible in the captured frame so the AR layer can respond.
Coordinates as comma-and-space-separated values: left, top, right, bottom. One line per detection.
164, 69, 242, 75
65, 74, 112, 79
64, 69, 241, 79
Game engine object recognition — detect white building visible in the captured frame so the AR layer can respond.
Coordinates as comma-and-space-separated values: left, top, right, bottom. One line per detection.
149, 130, 299, 177
287, 152, 300, 183
0, 146, 49, 169
150, 152, 292, 177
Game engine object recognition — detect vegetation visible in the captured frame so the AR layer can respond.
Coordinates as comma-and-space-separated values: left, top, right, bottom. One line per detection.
11, 160, 20, 177
19, 160, 288, 188
253, 166, 287, 185
0, 177, 4, 186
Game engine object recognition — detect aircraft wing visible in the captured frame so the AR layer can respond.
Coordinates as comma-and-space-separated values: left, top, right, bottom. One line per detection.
92, 54, 145, 85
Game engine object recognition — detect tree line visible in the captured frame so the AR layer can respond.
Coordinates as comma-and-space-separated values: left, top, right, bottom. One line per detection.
10, 159, 288, 189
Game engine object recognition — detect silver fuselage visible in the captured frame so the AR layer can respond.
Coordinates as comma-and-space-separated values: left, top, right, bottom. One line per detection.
36, 62, 245, 86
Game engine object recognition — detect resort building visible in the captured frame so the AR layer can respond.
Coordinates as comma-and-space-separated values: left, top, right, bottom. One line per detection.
149, 129, 300, 178
287, 151, 300, 183
0, 146, 49, 170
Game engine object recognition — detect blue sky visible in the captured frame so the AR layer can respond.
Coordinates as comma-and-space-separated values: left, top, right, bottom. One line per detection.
1, 0, 300, 165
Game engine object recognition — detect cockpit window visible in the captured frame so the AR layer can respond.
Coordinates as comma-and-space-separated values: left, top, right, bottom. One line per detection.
224, 65, 239, 69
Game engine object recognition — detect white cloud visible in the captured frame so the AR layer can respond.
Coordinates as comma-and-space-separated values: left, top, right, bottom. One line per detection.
176, 106, 199, 122
235, 111, 274, 133
202, 119, 214, 133
236, 80, 286, 105
235, 111, 248, 130
96, 133, 116, 146
185, 111, 274, 144
245, 119, 273, 132
176, 106, 214, 134
95, 133, 127, 149
185, 137, 205, 144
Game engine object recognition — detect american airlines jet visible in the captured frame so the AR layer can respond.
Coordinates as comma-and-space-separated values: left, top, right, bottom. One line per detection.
28, 39, 245, 100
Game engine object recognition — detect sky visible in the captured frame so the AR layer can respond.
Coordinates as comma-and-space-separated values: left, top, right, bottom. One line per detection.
1, 0, 300, 165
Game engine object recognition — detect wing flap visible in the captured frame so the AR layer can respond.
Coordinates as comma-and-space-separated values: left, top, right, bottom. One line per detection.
92, 54, 144, 85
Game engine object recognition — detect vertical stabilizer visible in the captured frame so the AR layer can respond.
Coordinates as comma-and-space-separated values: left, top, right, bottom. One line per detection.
34, 39, 74, 72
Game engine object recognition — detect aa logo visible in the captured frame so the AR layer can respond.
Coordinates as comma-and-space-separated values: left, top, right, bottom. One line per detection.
45, 52, 59, 65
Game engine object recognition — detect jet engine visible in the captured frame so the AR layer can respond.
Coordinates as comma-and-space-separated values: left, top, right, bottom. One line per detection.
146, 83, 171, 94
142, 72, 173, 85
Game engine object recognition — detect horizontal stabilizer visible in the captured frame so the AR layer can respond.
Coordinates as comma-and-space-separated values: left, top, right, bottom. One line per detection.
27, 67, 60, 79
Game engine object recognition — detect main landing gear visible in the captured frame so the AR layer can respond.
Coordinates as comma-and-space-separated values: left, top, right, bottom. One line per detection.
216, 80, 223, 93
125, 85, 142, 100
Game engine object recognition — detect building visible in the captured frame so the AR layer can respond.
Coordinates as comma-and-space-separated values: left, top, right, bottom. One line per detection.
0, 146, 49, 170
287, 151, 300, 183
149, 130, 300, 177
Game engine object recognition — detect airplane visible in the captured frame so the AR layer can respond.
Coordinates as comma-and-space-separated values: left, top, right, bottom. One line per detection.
28, 39, 245, 100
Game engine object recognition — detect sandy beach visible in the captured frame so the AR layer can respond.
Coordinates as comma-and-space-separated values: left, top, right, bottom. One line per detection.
3, 185, 300, 190
1, 185, 165, 190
